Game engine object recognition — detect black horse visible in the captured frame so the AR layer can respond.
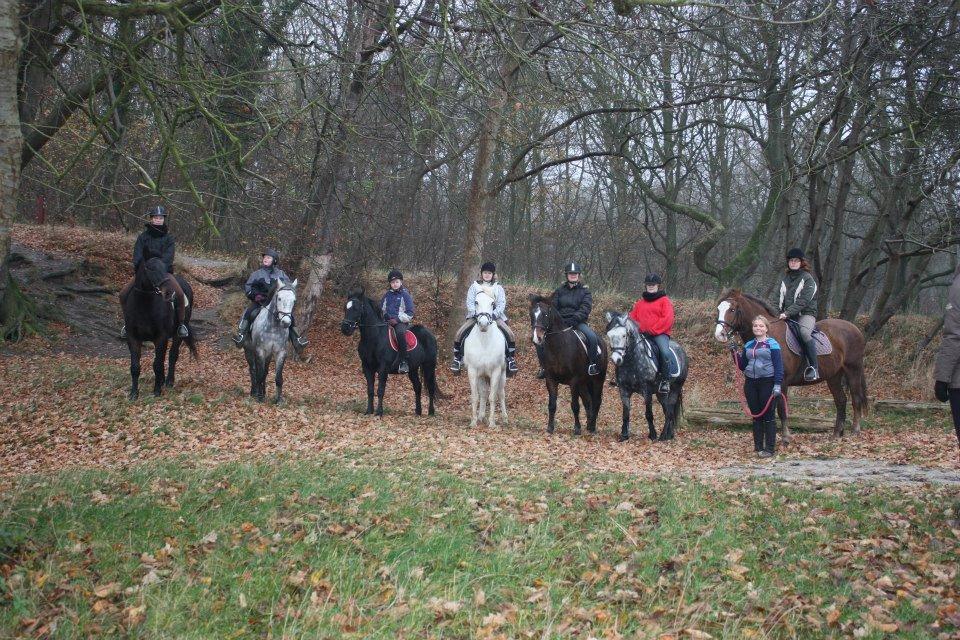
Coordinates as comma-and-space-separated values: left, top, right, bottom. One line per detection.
340, 287, 438, 416
529, 294, 607, 434
122, 257, 197, 400
604, 311, 687, 441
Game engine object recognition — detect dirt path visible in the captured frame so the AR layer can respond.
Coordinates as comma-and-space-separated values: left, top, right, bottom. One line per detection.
716, 458, 960, 486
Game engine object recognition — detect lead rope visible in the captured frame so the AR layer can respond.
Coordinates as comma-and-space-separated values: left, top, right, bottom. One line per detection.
729, 344, 789, 419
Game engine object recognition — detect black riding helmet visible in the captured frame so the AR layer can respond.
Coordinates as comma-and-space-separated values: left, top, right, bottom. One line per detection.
786, 248, 805, 260
564, 262, 582, 274
146, 205, 167, 219
387, 269, 404, 282
644, 273, 662, 285
480, 261, 496, 273
262, 248, 280, 266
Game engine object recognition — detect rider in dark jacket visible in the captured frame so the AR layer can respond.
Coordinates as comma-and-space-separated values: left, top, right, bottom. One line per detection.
535, 262, 601, 378
232, 249, 308, 352
119, 206, 188, 338
381, 269, 415, 374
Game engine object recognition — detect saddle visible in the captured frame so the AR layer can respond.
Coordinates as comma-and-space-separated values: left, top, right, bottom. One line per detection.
571, 329, 603, 359
643, 336, 681, 378
785, 323, 833, 356
388, 327, 419, 352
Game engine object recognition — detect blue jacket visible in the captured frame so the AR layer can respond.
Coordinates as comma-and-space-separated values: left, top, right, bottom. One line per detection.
381, 287, 415, 321
739, 337, 784, 384
244, 265, 291, 300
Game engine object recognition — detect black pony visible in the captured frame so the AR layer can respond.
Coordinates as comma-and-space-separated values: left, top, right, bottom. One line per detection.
529, 294, 607, 435
604, 311, 687, 441
122, 257, 197, 399
340, 287, 438, 416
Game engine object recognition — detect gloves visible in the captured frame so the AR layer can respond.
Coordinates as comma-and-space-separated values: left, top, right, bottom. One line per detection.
398, 311, 412, 323
254, 294, 266, 304
935, 380, 950, 403
388, 318, 399, 327
772, 384, 781, 397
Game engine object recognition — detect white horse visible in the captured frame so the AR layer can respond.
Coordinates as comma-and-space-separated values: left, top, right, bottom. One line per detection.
463, 290, 508, 427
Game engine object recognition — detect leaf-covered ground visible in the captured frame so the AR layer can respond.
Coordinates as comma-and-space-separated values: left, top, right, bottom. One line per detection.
1, 224, 959, 637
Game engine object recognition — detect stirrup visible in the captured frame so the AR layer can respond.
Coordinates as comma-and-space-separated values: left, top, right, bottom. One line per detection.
658, 380, 671, 394
177, 324, 189, 338
232, 332, 245, 347
587, 363, 600, 376
398, 360, 410, 374
450, 359, 463, 375
119, 325, 127, 339
803, 366, 819, 382
506, 357, 518, 377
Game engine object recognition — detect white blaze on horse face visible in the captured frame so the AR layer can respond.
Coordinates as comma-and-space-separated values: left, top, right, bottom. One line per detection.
532, 307, 543, 345
715, 301, 731, 342
277, 289, 296, 327
346, 300, 353, 310
607, 325, 627, 365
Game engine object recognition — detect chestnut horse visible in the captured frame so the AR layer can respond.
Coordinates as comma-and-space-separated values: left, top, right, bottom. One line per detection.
714, 289, 868, 440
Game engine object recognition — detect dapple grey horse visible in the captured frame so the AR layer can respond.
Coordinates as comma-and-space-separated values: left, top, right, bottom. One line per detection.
244, 280, 298, 403
605, 311, 688, 442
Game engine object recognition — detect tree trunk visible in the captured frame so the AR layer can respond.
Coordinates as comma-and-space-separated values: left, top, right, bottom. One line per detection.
1, 0, 21, 301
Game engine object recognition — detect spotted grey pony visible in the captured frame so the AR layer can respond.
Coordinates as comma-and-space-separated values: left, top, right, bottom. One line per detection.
244, 279, 298, 403
604, 310, 688, 441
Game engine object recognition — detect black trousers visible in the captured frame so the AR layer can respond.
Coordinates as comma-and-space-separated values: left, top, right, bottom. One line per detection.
393, 322, 409, 360
744, 376, 777, 452
949, 388, 960, 447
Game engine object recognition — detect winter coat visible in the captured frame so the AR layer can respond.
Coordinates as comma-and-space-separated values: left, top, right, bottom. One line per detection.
552, 281, 592, 327
466, 281, 506, 320
381, 287, 415, 322
935, 268, 960, 388
738, 337, 784, 384
133, 224, 175, 274
629, 291, 675, 336
776, 269, 818, 318
244, 265, 292, 301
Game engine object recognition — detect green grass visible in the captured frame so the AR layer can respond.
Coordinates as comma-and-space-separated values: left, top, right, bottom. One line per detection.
2, 454, 958, 639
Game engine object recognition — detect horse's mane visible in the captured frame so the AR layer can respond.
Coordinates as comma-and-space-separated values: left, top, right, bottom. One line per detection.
348, 286, 383, 321
720, 288, 779, 316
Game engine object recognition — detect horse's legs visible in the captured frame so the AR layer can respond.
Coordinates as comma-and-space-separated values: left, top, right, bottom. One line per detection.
363, 366, 375, 414
618, 387, 632, 442
274, 352, 286, 404
153, 340, 168, 397
258, 359, 269, 403
128, 339, 143, 400
644, 387, 657, 440
827, 375, 848, 438
245, 350, 257, 398
477, 376, 489, 424
580, 386, 596, 434
424, 363, 437, 416
166, 336, 181, 387
847, 364, 868, 435
546, 378, 558, 434
468, 367, 480, 427
409, 368, 423, 416
657, 391, 674, 441
570, 386, 582, 436
375, 366, 388, 417
487, 368, 502, 428
498, 370, 508, 426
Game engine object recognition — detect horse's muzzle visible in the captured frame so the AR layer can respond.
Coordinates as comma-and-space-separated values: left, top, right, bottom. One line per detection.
340, 321, 356, 336
611, 352, 623, 366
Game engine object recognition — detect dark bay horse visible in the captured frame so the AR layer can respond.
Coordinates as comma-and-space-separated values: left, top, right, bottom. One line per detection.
714, 289, 868, 440
340, 287, 438, 417
529, 294, 607, 435
605, 311, 688, 442
122, 257, 197, 400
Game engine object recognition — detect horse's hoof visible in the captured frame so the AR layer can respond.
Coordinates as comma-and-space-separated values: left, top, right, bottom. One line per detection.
657, 434, 674, 442
128, 391, 138, 401
153, 390, 162, 398
274, 398, 283, 405
617, 433, 630, 443
648, 433, 657, 441
573, 429, 581, 436
428, 409, 435, 416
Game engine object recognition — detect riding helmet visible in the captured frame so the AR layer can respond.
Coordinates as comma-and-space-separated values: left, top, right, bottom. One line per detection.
387, 269, 404, 282
146, 205, 167, 219
262, 248, 280, 265
564, 262, 582, 274
644, 273, 662, 285
480, 261, 496, 273
786, 248, 805, 260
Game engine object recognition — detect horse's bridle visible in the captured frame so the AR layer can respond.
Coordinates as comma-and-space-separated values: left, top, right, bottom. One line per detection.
341, 297, 388, 331
715, 298, 741, 343
475, 311, 494, 330
531, 304, 572, 338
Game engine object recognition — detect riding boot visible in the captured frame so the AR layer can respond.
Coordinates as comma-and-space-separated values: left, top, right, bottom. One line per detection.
505, 342, 518, 377
752, 419, 764, 452
289, 326, 308, 353
178, 324, 189, 338
396, 326, 409, 373
802, 339, 820, 381
233, 317, 249, 347
451, 341, 464, 375
763, 418, 777, 455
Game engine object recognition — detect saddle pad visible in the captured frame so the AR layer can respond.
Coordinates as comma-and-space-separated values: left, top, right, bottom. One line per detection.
572, 330, 603, 357
785, 327, 833, 356
646, 339, 681, 378
388, 328, 419, 352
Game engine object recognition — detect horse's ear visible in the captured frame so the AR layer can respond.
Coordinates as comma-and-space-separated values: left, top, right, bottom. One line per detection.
605, 310, 614, 323
290, 278, 298, 288
527, 293, 537, 303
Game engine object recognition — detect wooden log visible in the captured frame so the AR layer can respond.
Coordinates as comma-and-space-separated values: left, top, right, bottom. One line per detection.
686, 409, 833, 432
718, 398, 949, 413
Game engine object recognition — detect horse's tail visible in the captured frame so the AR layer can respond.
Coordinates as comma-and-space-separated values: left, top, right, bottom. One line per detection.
675, 386, 684, 424
185, 324, 199, 360
850, 364, 869, 417
423, 361, 441, 400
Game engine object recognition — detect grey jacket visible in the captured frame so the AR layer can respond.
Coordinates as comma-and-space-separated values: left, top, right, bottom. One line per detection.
777, 270, 818, 318
934, 268, 960, 387
465, 281, 506, 320
244, 266, 291, 300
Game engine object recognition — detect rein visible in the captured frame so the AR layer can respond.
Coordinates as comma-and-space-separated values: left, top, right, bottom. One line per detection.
726, 339, 790, 420
343, 297, 390, 331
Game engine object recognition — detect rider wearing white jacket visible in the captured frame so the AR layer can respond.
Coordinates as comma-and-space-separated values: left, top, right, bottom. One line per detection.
451, 261, 518, 376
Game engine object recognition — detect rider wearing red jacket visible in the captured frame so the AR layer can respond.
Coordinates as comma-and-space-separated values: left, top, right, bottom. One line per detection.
628, 273, 676, 394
